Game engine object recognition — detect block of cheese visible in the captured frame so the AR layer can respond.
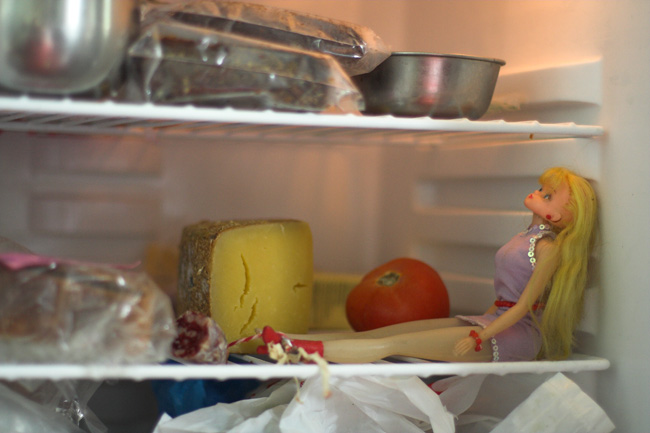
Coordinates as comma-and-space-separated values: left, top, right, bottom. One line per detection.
177, 219, 313, 350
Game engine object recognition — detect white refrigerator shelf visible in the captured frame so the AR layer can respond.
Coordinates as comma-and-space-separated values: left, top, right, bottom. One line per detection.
0, 354, 609, 382
0, 96, 604, 144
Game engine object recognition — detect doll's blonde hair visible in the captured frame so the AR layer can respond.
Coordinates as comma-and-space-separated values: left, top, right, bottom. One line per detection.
536, 167, 598, 360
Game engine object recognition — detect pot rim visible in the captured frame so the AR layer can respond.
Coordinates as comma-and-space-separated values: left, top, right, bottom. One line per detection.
389, 51, 506, 66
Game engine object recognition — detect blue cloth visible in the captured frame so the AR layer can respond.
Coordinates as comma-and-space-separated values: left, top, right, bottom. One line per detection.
150, 360, 261, 417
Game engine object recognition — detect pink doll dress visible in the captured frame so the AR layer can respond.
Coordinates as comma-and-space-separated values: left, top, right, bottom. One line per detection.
456, 224, 556, 362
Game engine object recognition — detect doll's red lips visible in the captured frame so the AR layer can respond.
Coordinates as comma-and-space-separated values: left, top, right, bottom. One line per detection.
528, 194, 533, 199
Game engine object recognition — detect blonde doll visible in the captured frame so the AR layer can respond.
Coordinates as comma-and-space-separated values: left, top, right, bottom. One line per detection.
259, 167, 598, 363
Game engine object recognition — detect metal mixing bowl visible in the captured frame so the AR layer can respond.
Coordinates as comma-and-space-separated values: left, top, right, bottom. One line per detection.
352, 52, 505, 120
0, 0, 137, 95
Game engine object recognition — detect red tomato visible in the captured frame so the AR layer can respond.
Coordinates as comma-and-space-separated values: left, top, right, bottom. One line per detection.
345, 258, 449, 332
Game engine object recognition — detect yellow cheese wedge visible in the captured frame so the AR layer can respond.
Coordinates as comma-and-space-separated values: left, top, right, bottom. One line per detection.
177, 219, 313, 351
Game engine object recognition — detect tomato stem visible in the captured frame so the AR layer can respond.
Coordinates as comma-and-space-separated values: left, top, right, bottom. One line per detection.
377, 271, 400, 286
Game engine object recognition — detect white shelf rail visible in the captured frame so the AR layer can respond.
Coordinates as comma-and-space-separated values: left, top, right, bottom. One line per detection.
0, 355, 609, 382
0, 96, 604, 144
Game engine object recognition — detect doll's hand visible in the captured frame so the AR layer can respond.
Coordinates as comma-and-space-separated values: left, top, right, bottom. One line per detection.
453, 336, 477, 357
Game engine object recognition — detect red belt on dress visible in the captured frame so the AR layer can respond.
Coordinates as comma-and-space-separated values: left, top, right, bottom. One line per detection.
494, 300, 545, 311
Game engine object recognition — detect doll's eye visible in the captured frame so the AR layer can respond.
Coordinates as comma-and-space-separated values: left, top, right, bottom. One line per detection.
544, 193, 552, 200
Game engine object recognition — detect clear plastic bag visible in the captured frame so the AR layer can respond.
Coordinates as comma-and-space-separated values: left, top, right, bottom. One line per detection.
126, 19, 364, 113
0, 379, 106, 433
0, 253, 176, 364
141, 0, 391, 76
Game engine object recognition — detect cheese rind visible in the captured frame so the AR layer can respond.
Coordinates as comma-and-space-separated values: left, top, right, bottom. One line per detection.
178, 220, 313, 347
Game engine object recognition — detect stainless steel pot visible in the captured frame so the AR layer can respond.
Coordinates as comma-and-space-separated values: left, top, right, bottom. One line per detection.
0, 0, 137, 95
353, 52, 505, 120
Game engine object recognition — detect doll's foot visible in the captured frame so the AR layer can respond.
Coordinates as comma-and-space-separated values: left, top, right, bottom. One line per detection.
257, 326, 324, 357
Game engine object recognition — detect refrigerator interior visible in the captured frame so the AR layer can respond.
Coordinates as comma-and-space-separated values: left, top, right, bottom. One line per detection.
1, 1, 649, 432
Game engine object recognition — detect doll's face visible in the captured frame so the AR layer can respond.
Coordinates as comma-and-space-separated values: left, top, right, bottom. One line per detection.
525, 182, 572, 228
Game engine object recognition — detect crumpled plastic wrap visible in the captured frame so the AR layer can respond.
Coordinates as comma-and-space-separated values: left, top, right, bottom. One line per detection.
126, 18, 364, 112
432, 373, 615, 433
0, 379, 106, 433
153, 372, 614, 433
489, 373, 615, 433
153, 375, 456, 433
0, 253, 176, 364
141, 0, 391, 77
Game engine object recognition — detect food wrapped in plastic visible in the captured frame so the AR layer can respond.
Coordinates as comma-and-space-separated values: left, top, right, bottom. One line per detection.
0, 253, 176, 364
172, 311, 228, 364
127, 20, 363, 112
141, 0, 390, 76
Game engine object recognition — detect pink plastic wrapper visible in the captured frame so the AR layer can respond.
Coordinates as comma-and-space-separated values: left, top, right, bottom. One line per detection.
0, 253, 176, 364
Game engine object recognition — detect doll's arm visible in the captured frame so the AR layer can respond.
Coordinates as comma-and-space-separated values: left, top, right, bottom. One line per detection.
454, 239, 559, 356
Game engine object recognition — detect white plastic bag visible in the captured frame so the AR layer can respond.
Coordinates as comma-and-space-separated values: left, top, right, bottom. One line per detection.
156, 372, 614, 433
156, 375, 454, 433
281, 375, 455, 433
490, 373, 615, 433
431, 374, 488, 416
433, 372, 615, 433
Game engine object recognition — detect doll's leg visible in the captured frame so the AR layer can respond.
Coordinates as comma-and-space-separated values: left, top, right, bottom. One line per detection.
287, 318, 467, 342
321, 326, 492, 363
